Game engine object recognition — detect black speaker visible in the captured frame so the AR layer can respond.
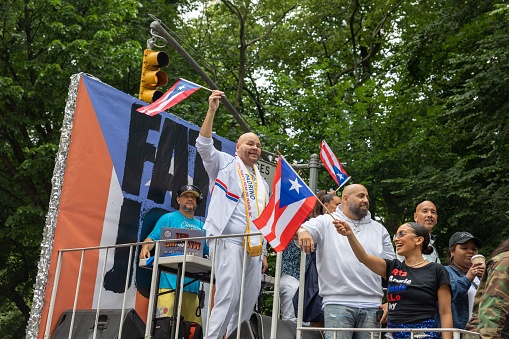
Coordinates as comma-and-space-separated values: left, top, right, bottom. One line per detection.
51, 308, 145, 339
227, 313, 323, 339
227, 313, 296, 339
227, 317, 257, 339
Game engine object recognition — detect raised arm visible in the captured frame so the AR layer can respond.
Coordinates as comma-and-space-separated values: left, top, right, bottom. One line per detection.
334, 219, 387, 277
199, 90, 224, 138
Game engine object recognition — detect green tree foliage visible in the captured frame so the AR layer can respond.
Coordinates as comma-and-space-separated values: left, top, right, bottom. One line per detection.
2, 0, 509, 336
0, 0, 169, 336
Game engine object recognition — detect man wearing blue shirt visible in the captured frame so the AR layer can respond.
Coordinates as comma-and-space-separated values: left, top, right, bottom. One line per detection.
140, 184, 206, 325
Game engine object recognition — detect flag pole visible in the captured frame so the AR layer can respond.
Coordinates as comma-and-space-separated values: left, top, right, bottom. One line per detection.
334, 176, 351, 193
270, 251, 283, 339
180, 78, 214, 92
275, 150, 338, 221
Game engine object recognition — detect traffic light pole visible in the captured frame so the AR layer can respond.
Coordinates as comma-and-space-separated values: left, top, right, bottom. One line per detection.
149, 20, 251, 133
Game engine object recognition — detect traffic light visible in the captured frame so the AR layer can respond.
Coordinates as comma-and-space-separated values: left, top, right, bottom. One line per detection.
139, 49, 169, 103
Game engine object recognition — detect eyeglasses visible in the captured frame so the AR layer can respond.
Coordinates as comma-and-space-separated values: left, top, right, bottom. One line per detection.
393, 231, 417, 241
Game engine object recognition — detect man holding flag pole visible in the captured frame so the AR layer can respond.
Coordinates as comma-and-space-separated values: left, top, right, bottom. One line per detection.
296, 183, 395, 339
196, 90, 269, 339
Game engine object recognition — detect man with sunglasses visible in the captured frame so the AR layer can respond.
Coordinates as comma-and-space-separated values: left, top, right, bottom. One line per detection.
297, 184, 395, 339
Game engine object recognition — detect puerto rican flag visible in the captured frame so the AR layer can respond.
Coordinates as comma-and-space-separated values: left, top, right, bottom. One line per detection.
320, 140, 351, 188
136, 78, 201, 116
253, 156, 316, 252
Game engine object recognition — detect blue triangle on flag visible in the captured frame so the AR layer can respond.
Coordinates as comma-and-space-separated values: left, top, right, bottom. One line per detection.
279, 159, 314, 207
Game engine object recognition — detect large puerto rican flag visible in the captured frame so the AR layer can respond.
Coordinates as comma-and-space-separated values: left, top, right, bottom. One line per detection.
253, 156, 316, 252
320, 140, 351, 188
136, 78, 201, 116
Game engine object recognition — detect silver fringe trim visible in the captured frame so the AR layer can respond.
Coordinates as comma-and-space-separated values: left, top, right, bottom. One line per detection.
25, 73, 81, 339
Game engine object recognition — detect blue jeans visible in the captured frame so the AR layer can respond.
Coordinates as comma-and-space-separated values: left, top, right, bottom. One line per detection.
324, 304, 380, 339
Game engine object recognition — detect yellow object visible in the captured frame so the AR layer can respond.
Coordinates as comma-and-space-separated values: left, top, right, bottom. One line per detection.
139, 49, 169, 103
157, 289, 202, 326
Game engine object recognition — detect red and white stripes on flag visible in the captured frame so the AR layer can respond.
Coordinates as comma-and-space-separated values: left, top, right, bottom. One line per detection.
320, 140, 351, 188
253, 156, 316, 252
136, 78, 201, 116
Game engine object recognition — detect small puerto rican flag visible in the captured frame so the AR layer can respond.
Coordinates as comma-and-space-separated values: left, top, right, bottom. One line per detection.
136, 78, 201, 116
319, 140, 351, 188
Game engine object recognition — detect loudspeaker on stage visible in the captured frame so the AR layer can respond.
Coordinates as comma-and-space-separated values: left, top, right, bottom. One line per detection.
51, 308, 145, 339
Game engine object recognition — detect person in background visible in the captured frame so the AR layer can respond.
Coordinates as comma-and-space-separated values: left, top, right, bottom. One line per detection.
196, 90, 269, 339
310, 190, 342, 219
139, 184, 206, 325
445, 232, 484, 329
398, 200, 441, 263
336, 221, 453, 339
280, 190, 341, 322
466, 238, 509, 338
297, 184, 395, 339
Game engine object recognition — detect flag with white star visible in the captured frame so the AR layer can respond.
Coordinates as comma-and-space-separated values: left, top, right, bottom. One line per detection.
136, 78, 201, 116
320, 140, 351, 189
253, 156, 316, 251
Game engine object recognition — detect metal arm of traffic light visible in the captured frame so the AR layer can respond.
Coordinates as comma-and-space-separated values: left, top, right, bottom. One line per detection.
149, 20, 251, 133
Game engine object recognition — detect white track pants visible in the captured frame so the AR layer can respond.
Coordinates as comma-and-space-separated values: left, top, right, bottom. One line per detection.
206, 239, 262, 339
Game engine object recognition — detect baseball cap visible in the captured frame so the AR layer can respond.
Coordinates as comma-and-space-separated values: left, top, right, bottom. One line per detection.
178, 185, 201, 198
448, 231, 482, 248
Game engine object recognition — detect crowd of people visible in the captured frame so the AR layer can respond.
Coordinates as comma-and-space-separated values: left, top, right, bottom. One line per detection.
139, 89, 508, 339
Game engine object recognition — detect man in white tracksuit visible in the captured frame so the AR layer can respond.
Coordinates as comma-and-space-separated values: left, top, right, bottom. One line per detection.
196, 90, 269, 339
297, 184, 395, 339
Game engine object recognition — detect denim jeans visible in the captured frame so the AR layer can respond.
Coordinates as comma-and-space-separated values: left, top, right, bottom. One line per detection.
324, 304, 380, 339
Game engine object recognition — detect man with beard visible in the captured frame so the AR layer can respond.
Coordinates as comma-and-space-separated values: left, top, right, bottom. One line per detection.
297, 184, 395, 339
140, 184, 206, 325
397, 200, 441, 263
196, 90, 269, 339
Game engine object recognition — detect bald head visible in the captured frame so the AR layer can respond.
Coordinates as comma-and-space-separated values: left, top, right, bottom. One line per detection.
341, 184, 369, 220
414, 200, 438, 233
236, 132, 261, 167
342, 184, 365, 198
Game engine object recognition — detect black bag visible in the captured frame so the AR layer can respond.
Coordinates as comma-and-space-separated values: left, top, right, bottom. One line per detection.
153, 317, 203, 339
188, 321, 203, 339
292, 251, 324, 323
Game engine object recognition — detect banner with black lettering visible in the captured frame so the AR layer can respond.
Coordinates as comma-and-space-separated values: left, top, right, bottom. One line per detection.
35, 74, 236, 337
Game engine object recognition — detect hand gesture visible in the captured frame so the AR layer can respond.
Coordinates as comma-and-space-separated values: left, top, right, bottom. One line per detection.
297, 229, 315, 254
208, 90, 224, 114
334, 219, 353, 237
468, 262, 485, 279
139, 247, 151, 259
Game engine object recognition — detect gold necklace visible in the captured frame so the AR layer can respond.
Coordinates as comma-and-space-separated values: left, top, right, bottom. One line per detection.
406, 259, 426, 267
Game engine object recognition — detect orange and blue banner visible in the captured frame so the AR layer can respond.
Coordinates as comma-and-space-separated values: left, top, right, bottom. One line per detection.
38, 74, 235, 337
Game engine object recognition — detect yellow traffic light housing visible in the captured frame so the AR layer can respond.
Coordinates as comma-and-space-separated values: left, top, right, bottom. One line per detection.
139, 49, 169, 103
